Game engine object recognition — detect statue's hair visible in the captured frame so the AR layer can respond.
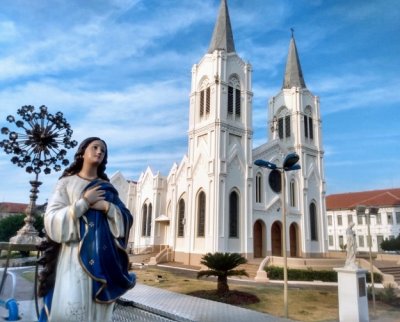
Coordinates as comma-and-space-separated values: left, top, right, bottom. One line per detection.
60, 137, 109, 182
37, 237, 61, 297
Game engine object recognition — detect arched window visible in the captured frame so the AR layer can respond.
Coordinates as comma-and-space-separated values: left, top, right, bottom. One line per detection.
304, 106, 314, 140
310, 202, 318, 241
256, 172, 262, 203
228, 76, 241, 119
141, 204, 147, 236
177, 198, 185, 237
199, 79, 210, 118
229, 190, 239, 238
277, 108, 291, 139
146, 203, 152, 237
141, 202, 152, 237
289, 180, 296, 207
197, 191, 206, 237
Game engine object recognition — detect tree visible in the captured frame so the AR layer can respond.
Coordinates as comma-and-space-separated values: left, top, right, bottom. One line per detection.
197, 252, 248, 295
0, 214, 25, 242
0, 213, 44, 243
380, 234, 400, 252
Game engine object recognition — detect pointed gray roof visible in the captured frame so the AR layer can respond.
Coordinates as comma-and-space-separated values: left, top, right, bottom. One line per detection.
282, 34, 306, 89
208, 0, 235, 54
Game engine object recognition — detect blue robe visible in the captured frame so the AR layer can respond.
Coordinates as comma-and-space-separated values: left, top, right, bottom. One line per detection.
78, 179, 136, 303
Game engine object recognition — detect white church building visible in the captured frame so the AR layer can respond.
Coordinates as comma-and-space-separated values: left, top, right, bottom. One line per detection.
112, 0, 328, 266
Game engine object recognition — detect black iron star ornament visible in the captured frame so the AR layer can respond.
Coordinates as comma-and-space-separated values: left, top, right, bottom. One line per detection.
0, 105, 77, 244
0, 105, 78, 175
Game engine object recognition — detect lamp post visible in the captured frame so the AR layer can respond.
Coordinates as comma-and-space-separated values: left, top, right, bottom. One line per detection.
255, 152, 301, 318
356, 205, 378, 315
0, 105, 77, 245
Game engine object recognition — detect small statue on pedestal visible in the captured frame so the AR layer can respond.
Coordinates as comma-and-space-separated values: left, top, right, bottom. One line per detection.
345, 222, 358, 269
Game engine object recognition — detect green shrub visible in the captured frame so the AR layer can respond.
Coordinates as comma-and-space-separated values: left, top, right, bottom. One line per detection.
368, 285, 400, 306
265, 266, 381, 283
265, 266, 337, 282
366, 272, 382, 283
380, 234, 400, 251
0, 214, 25, 242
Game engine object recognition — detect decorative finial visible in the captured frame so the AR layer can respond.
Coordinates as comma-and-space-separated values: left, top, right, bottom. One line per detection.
290, 27, 294, 37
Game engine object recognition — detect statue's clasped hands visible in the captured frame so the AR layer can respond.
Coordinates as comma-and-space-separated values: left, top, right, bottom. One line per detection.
83, 186, 110, 213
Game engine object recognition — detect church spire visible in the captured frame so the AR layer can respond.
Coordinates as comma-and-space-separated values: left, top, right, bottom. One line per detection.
282, 30, 306, 89
208, 0, 235, 54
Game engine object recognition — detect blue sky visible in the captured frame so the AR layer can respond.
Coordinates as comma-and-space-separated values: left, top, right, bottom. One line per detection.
0, 0, 399, 204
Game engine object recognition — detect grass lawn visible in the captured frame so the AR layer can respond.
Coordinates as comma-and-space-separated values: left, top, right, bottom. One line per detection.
132, 266, 400, 322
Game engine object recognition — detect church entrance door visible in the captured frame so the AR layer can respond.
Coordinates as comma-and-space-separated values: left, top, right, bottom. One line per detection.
289, 223, 299, 257
271, 221, 282, 256
253, 220, 265, 258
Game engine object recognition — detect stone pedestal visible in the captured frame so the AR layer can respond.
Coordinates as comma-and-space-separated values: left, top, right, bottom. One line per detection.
334, 267, 369, 322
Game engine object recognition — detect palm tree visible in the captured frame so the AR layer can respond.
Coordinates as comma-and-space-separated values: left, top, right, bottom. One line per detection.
197, 252, 249, 295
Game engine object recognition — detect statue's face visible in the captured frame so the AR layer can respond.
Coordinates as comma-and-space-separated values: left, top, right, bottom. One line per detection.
83, 140, 106, 167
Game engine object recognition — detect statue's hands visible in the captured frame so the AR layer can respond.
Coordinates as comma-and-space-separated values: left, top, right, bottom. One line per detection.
83, 186, 105, 206
92, 200, 110, 213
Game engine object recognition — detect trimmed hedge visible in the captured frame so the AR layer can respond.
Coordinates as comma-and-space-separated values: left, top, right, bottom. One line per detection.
265, 265, 382, 283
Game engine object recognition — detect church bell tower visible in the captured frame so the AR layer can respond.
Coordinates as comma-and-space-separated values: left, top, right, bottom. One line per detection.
268, 32, 327, 255
186, 0, 254, 256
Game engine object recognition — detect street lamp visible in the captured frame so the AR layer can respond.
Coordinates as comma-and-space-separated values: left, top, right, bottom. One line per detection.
0, 105, 77, 245
254, 152, 301, 318
356, 205, 379, 315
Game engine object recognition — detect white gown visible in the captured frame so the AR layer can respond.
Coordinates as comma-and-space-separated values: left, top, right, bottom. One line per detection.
44, 175, 125, 322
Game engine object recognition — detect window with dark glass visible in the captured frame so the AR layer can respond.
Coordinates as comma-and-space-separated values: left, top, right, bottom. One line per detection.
197, 191, 206, 237
200, 90, 204, 117
309, 117, 313, 139
285, 115, 291, 137
235, 89, 241, 117
339, 235, 344, 247
278, 117, 284, 139
347, 214, 353, 224
310, 202, 318, 241
304, 115, 308, 138
228, 85, 241, 118
387, 212, 393, 225
200, 87, 210, 117
358, 235, 365, 247
146, 203, 152, 237
228, 86, 233, 114
141, 204, 147, 236
256, 173, 262, 203
206, 87, 210, 114
290, 180, 296, 207
278, 115, 291, 139
328, 235, 333, 246
177, 199, 185, 237
229, 191, 239, 237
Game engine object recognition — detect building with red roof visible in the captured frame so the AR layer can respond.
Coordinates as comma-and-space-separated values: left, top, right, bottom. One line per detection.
326, 188, 400, 252
0, 202, 28, 219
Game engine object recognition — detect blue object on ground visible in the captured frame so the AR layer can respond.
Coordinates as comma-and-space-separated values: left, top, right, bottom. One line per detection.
0, 298, 19, 321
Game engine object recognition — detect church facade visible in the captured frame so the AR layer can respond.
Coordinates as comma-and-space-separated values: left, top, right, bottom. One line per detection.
112, 0, 328, 265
